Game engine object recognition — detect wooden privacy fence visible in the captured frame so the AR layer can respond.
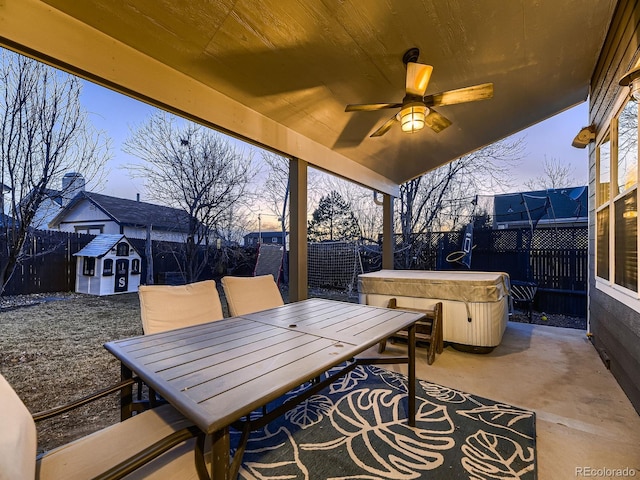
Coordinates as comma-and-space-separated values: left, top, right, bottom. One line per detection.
390, 226, 588, 317
1, 230, 94, 296
1, 231, 255, 296
4, 227, 588, 316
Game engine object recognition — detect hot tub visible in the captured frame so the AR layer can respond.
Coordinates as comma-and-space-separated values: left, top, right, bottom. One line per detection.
358, 270, 511, 351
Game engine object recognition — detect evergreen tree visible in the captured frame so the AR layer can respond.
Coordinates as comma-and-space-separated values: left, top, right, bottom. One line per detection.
308, 191, 360, 242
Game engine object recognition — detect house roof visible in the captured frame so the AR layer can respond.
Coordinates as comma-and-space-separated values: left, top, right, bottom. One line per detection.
244, 231, 288, 239
49, 191, 193, 233
73, 234, 139, 258
0, 1, 617, 195
494, 186, 587, 225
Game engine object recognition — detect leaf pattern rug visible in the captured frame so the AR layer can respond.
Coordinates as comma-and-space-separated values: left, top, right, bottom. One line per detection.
231, 364, 536, 480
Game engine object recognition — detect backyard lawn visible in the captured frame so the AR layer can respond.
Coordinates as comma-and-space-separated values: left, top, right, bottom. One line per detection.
0, 288, 585, 454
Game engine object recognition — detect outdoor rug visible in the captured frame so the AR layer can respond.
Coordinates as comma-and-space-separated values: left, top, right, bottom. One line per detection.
232, 364, 537, 479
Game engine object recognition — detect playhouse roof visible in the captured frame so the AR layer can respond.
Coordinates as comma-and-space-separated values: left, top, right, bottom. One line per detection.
74, 234, 140, 258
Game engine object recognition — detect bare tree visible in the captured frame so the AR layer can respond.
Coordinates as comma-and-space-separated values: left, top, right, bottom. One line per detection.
0, 51, 110, 295
124, 113, 256, 283
524, 156, 577, 190
261, 152, 289, 237
396, 138, 524, 268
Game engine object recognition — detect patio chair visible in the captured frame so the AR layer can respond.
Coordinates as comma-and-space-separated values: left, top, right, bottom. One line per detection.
510, 280, 538, 322
138, 280, 225, 405
138, 279, 224, 334
221, 274, 284, 316
0, 373, 210, 480
378, 299, 444, 365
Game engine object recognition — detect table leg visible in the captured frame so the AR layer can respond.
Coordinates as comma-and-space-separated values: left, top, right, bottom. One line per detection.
407, 323, 416, 427
211, 426, 231, 480
120, 363, 134, 421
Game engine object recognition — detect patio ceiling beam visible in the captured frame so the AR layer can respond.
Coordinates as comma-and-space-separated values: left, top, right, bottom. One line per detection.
0, 0, 399, 197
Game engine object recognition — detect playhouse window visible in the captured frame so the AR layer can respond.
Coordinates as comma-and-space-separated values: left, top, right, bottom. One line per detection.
116, 242, 129, 256
83, 257, 95, 276
131, 258, 140, 274
103, 259, 113, 276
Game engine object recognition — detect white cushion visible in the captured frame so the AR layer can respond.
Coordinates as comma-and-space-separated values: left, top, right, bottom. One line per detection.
139, 280, 224, 334
221, 275, 284, 316
0, 374, 37, 480
36, 404, 200, 480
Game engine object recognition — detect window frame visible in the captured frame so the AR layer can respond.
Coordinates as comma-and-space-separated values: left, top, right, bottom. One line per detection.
103, 258, 113, 276
595, 93, 640, 310
116, 242, 130, 256
82, 257, 95, 276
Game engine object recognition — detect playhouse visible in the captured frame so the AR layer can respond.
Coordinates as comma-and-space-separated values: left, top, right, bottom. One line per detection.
74, 234, 142, 296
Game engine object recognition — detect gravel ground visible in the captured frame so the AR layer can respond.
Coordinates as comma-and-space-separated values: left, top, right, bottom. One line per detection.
0, 289, 586, 454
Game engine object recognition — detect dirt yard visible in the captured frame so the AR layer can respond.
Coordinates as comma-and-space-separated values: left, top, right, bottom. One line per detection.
0, 289, 586, 454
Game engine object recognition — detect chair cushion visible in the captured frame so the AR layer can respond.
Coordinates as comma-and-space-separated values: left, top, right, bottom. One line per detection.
36, 404, 198, 480
0, 374, 37, 480
139, 280, 224, 334
221, 274, 284, 316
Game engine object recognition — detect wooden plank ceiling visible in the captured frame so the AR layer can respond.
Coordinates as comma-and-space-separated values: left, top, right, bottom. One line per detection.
0, 0, 617, 193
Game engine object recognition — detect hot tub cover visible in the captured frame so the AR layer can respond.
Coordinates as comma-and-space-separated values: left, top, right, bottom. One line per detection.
358, 270, 510, 304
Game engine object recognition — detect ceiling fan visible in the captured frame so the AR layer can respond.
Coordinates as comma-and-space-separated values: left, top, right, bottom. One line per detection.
345, 48, 494, 137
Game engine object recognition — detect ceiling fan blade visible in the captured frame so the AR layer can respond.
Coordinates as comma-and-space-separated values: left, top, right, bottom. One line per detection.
345, 103, 402, 112
425, 82, 494, 107
370, 115, 399, 137
425, 109, 452, 133
406, 62, 433, 96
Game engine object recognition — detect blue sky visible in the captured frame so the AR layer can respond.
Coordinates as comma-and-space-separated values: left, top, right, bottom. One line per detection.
80, 80, 590, 200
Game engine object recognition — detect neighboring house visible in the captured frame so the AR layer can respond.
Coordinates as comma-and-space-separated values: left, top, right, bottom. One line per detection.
21, 172, 86, 229
49, 191, 194, 243
73, 234, 141, 296
587, 1, 640, 413
493, 186, 588, 229
244, 231, 288, 247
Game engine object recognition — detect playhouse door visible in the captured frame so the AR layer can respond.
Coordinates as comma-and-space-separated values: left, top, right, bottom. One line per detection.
115, 259, 129, 293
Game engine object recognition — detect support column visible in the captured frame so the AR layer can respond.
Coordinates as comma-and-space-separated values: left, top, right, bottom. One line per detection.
382, 193, 394, 270
289, 158, 308, 301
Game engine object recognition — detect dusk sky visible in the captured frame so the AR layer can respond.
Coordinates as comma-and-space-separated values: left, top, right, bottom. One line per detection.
80, 79, 590, 202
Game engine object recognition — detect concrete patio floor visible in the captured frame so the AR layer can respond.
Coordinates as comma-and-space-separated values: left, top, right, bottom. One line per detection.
376, 321, 640, 480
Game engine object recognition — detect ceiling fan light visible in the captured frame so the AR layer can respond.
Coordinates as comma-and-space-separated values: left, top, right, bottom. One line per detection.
400, 103, 427, 133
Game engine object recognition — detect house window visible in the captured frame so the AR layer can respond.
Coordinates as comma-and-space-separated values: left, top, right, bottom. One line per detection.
75, 225, 104, 234
83, 257, 95, 276
597, 134, 610, 207
596, 208, 609, 280
131, 258, 140, 274
614, 191, 637, 290
596, 98, 639, 293
116, 242, 129, 256
103, 259, 113, 276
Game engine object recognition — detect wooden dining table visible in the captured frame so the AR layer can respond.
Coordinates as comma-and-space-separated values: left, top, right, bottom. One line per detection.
104, 298, 425, 480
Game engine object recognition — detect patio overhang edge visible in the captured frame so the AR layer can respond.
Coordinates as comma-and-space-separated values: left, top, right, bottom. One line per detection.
0, 0, 399, 197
